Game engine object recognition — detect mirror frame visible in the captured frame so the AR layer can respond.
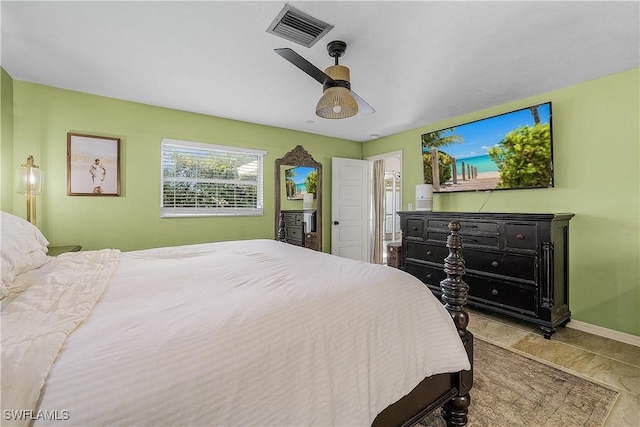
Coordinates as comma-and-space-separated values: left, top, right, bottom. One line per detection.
275, 145, 322, 251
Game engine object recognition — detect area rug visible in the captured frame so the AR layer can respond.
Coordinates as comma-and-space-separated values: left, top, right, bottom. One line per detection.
419, 339, 619, 427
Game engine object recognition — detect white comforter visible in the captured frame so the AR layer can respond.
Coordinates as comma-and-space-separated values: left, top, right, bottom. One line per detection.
2, 239, 470, 427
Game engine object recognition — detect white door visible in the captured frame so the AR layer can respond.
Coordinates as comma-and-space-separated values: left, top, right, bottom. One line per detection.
331, 157, 369, 261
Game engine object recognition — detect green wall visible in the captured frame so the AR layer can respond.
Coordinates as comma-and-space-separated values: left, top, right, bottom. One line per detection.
1, 68, 14, 212
6, 80, 361, 252
363, 68, 640, 336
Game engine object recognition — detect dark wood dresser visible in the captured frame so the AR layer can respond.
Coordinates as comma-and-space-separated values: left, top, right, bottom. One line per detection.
398, 211, 574, 338
281, 210, 319, 251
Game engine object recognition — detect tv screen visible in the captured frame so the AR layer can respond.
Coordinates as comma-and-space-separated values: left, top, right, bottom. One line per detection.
421, 102, 553, 193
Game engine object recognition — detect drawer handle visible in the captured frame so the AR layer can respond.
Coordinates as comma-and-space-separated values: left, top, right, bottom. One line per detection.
426, 251, 432, 256
516, 233, 525, 240
426, 274, 432, 280
491, 261, 499, 268
491, 289, 499, 296
412, 226, 418, 231
467, 239, 478, 244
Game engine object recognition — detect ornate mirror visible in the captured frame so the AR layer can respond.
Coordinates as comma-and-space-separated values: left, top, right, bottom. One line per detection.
275, 145, 322, 252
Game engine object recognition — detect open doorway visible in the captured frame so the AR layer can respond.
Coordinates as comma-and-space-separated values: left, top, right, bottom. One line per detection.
366, 151, 402, 265
383, 170, 401, 257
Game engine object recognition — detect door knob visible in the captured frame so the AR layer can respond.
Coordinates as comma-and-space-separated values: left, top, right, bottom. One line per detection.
333, 221, 340, 225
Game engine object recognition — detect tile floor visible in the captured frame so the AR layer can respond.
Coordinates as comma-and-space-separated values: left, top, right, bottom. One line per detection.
466, 307, 640, 427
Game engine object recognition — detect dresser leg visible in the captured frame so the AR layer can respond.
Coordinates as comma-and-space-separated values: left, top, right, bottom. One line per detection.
540, 326, 556, 340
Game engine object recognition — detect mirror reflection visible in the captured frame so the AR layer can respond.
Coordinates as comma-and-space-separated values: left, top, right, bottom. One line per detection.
285, 166, 317, 201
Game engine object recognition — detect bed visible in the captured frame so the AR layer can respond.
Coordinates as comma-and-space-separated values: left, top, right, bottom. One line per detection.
1, 211, 473, 427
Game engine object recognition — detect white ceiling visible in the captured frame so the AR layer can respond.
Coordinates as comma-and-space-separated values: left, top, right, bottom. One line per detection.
2, 1, 638, 142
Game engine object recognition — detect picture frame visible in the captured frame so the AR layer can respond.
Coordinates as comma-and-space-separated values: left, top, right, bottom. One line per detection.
67, 132, 121, 196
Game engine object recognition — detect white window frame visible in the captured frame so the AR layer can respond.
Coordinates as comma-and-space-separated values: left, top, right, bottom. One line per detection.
160, 138, 267, 218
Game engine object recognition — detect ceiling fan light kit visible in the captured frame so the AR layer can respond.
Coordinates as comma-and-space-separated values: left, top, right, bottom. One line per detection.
316, 65, 358, 119
316, 86, 358, 119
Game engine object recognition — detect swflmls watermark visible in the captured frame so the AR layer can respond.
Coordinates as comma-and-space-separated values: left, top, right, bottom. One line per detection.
4, 409, 70, 421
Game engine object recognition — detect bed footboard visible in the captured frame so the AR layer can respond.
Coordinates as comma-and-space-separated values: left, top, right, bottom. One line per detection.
373, 221, 473, 427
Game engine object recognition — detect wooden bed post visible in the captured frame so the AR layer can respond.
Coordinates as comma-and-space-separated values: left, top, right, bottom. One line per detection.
440, 221, 473, 427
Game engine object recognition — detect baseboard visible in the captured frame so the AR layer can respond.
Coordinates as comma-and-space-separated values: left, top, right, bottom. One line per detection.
567, 320, 640, 347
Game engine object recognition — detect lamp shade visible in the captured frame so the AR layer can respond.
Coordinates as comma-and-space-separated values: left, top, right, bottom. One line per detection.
15, 155, 44, 225
315, 65, 358, 119
15, 156, 44, 195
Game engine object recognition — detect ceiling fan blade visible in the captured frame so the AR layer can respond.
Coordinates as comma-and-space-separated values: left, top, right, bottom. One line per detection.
352, 91, 376, 115
274, 48, 332, 85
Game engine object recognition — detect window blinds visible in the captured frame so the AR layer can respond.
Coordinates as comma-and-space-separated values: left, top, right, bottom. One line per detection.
160, 138, 266, 217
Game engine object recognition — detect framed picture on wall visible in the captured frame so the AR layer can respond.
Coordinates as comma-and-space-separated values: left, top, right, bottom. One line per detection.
67, 133, 121, 196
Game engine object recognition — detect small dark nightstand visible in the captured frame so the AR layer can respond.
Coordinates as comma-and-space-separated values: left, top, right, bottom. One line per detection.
386, 242, 402, 269
47, 245, 82, 256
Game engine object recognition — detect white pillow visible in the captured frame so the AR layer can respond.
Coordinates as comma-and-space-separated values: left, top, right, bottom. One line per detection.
1, 211, 50, 290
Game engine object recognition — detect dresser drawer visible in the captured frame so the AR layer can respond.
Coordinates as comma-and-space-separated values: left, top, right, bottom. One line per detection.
505, 223, 538, 250
405, 218, 425, 239
288, 226, 303, 240
404, 261, 447, 287
406, 242, 449, 264
428, 219, 498, 234
284, 213, 303, 227
464, 249, 536, 281
468, 275, 537, 314
427, 231, 499, 248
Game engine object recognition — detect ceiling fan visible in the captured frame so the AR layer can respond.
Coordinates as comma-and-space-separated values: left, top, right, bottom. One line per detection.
275, 40, 375, 119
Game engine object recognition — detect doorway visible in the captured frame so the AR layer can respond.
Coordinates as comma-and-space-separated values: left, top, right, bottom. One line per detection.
383, 170, 401, 258
366, 151, 402, 265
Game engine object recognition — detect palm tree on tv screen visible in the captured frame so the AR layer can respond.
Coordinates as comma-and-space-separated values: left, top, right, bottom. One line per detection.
421, 129, 463, 185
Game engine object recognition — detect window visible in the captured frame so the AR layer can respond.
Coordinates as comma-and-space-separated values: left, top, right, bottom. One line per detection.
161, 138, 266, 217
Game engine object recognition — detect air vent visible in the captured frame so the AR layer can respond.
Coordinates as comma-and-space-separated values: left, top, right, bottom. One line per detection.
266, 4, 333, 48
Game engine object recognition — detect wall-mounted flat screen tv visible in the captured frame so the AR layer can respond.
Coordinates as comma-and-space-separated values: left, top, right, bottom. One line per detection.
421, 102, 553, 193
